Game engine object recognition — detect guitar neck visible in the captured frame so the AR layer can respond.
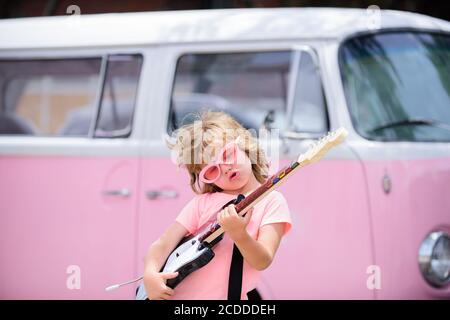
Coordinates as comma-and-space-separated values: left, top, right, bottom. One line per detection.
200, 160, 302, 244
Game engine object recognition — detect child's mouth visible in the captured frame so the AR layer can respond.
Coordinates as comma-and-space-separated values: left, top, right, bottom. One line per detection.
229, 171, 240, 181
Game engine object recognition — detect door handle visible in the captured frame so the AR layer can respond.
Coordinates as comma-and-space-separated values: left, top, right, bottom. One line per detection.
102, 188, 131, 197
146, 189, 179, 200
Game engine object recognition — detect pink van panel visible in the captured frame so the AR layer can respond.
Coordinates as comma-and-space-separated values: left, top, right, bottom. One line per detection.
1, 155, 449, 299
0, 155, 139, 299
362, 158, 450, 299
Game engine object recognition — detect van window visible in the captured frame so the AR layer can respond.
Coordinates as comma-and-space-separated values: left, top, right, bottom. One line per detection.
340, 32, 450, 142
0, 54, 142, 138
0, 58, 101, 136
290, 51, 328, 133
95, 54, 142, 138
169, 50, 327, 134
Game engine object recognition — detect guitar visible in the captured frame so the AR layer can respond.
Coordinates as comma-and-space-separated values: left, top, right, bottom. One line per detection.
105, 127, 349, 299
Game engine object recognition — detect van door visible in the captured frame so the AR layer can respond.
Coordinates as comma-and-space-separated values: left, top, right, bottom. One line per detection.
0, 53, 143, 299
261, 46, 374, 299
339, 31, 450, 298
138, 44, 374, 299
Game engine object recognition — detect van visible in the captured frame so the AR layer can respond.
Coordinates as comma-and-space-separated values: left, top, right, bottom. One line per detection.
0, 8, 449, 299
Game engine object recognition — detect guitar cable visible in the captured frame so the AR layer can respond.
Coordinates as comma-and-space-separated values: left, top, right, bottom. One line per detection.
105, 276, 143, 292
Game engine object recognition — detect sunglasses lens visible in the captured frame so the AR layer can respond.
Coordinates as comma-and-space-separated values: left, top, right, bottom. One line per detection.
204, 165, 220, 181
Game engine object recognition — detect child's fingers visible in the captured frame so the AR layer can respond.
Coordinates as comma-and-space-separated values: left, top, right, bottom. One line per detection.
157, 283, 174, 299
161, 271, 179, 280
161, 293, 172, 300
222, 205, 237, 220
164, 286, 175, 295
218, 209, 225, 224
223, 206, 230, 218
228, 204, 237, 215
219, 205, 241, 225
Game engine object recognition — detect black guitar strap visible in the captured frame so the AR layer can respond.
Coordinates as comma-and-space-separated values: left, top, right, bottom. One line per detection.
228, 243, 244, 300
226, 193, 246, 300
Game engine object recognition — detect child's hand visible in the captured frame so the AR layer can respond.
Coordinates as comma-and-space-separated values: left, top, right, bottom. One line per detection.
143, 270, 178, 300
218, 204, 253, 241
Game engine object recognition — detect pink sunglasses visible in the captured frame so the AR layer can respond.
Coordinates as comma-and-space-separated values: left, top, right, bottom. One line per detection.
199, 137, 243, 184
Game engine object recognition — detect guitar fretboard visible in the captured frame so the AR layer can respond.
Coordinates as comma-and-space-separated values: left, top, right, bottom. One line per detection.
199, 161, 300, 244
235, 161, 299, 213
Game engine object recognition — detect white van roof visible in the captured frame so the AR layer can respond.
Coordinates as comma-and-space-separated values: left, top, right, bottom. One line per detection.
0, 8, 449, 49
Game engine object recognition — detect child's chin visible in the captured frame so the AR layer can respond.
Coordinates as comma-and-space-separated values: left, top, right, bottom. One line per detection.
226, 180, 247, 190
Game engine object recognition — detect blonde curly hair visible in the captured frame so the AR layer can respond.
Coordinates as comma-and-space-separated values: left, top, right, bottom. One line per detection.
166, 111, 269, 194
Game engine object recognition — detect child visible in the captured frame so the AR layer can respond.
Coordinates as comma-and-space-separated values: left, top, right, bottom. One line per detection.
143, 111, 292, 300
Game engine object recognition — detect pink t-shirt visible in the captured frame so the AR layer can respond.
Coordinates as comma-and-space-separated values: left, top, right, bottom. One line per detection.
171, 190, 292, 300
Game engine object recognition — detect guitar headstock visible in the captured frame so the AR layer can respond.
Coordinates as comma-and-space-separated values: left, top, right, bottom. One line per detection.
297, 127, 348, 165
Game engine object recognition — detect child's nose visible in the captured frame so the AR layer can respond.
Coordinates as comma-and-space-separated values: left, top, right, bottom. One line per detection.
220, 164, 234, 174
